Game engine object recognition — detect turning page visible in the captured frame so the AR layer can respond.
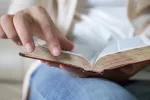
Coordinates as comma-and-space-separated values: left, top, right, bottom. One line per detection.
97, 35, 149, 62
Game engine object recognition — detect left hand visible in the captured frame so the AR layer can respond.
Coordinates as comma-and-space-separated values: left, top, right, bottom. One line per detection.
42, 60, 150, 81
42, 61, 100, 77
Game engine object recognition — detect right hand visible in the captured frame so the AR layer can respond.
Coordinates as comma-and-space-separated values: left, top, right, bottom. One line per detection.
0, 5, 74, 56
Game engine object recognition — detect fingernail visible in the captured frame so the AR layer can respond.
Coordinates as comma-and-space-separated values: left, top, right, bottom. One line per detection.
17, 41, 22, 46
52, 47, 60, 56
26, 43, 33, 52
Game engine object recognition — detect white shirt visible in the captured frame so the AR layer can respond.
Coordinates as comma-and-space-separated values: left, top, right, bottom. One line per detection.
8, 0, 134, 52
72, 0, 133, 52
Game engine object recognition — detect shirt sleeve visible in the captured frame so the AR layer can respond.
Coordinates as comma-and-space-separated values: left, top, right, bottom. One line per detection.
8, 0, 37, 14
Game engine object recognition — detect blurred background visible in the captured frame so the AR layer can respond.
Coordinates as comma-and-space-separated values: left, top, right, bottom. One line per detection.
0, 1, 34, 100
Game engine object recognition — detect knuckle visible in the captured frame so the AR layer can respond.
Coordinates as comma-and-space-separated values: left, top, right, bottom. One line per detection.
48, 39, 58, 47
13, 11, 25, 22
26, 15, 34, 26
32, 5, 46, 13
0, 14, 11, 23
42, 24, 51, 33
32, 5, 43, 9
14, 11, 34, 25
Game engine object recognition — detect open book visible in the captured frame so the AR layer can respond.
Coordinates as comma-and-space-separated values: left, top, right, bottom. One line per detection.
20, 35, 150, 73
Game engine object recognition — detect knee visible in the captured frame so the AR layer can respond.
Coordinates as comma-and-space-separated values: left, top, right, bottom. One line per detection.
29, 65, 137, 100
30, 64, 72, 89
29, 65, 82, 100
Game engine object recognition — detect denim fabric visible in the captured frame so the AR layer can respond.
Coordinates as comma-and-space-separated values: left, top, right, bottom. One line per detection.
125, 80, 150, 100
29, 64, 137, 100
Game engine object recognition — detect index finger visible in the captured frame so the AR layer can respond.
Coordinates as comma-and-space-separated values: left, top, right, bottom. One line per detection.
30, 6, 61, 56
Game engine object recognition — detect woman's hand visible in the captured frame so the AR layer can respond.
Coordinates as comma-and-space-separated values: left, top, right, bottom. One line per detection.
43, 60, 150, 82
43, 61, 101, 78
0, 5, 74, 56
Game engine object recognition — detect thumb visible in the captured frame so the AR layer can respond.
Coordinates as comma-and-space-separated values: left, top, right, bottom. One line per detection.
57, 35, 74, 51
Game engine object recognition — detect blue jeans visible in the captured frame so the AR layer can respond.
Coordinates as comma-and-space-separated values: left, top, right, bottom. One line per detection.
29, 64, 137, 100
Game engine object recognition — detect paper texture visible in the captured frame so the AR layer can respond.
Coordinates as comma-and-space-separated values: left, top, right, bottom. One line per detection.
20, 35, 150, 73
20, 46, 91, 70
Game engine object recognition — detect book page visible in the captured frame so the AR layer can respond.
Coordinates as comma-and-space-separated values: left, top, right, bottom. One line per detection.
20, 46, 93, 70
96, 35, 148, 63
90, 36, 146, 65
89, 35, 150, 72
93, 45, 150, 73
90, 41, 118, 65
39, 43, 96, 61
20, 43, 98, 71
71, 44, 97, 61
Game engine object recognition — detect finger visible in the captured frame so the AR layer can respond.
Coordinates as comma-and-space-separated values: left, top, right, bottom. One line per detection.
43, 61, 60, 67
120, 65, 134, 74
13, 11, 35, 52
40, 60, 60, 67
38, 22, 74, 51
57, 34, 74, 51
30, 6, 61, 56
60, 64, 101, 77
45, 62, 59, 67
0, 14, 22, 45
0, 24, 7, 39
59, 64, 86, 77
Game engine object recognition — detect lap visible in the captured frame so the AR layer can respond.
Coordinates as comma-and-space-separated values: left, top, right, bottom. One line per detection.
29, 64, 137, 100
